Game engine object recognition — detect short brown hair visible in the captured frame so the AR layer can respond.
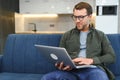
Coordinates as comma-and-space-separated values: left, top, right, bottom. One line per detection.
73, 2, 93, 15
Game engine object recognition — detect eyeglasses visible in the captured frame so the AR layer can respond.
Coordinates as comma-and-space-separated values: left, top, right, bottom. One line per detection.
71, 15, 88, 21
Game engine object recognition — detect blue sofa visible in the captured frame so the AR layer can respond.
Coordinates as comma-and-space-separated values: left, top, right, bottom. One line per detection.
0, 34, 120, 80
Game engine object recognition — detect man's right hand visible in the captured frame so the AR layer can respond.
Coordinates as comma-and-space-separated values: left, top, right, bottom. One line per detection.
55, 62, 72, 71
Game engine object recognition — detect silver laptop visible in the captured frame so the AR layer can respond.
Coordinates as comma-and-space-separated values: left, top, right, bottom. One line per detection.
35, 44, 96, 69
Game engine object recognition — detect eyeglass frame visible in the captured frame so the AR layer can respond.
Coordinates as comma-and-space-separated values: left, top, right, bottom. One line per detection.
71, 15, 88, 21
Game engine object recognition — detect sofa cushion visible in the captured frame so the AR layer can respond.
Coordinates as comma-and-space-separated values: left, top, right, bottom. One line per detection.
107, 34, 120, 76
0, 72, 44, 80
116, 76, 120, 80
2, 34, 62, 74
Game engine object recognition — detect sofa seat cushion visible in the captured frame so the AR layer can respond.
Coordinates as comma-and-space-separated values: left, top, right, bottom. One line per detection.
0, 72, 44, 80
116, 76, 120, 80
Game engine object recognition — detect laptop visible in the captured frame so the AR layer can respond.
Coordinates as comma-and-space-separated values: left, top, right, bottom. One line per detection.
35, 44, 96, 69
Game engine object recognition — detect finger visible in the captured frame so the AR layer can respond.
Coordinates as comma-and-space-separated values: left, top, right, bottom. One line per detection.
62, 66, 69, 70
78, 61, 85, 65
55, 62, 59, 67
72, 58, 78, 62
58, 62, 64, 70
72, 58, 82, 63
63, 66, 72, 71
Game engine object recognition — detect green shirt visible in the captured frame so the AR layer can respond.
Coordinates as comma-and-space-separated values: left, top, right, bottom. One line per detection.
59, 27, 116, 80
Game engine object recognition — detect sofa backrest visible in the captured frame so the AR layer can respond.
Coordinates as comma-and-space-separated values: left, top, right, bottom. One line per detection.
106, 34, 120, 76
2, 34, 120, 76
2, 34, 62, 74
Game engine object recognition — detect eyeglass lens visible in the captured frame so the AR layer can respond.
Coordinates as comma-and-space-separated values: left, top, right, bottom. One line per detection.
72, 15, 88, 20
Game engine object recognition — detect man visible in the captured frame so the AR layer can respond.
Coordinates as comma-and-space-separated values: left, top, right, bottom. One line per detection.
41, 2, 116, 80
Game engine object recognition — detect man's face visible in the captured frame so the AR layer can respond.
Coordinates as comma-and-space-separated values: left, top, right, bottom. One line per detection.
73, 8, 91, 31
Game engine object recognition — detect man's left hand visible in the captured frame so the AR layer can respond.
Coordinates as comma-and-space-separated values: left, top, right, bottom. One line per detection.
72, 58, 93, 65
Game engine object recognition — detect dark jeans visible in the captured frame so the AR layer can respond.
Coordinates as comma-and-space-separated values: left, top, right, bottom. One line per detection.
41, 67, 109, 80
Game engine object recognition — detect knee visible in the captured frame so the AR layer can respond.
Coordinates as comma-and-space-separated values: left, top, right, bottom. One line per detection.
41, 71, 77, 80
87, 68, 109, 80
57, 72, 77, 80
89, 68, 106, 75
41, 74, 52, 80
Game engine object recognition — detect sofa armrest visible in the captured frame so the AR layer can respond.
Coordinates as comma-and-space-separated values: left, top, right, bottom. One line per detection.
0, 55, 3, 72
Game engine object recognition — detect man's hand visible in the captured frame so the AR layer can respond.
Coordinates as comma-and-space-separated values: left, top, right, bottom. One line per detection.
72, 57, 93, 65
55, 62, 72, 71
